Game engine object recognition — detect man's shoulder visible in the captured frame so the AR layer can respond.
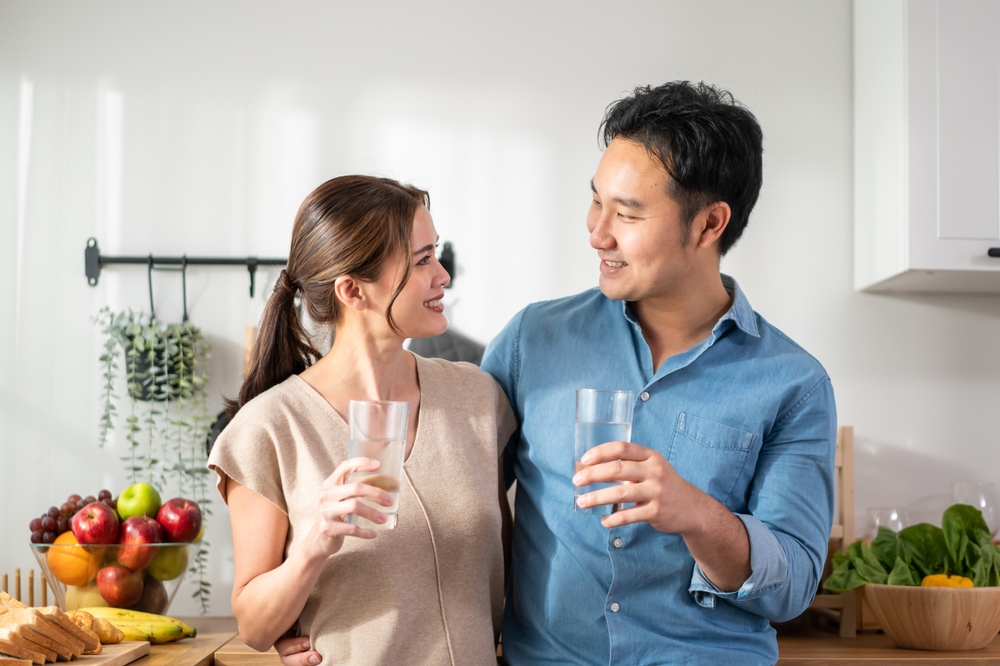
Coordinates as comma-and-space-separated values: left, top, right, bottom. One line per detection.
751, 313, 830, 386
519, 287, 614, 327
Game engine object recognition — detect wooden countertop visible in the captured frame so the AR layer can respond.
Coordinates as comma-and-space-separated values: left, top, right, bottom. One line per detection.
777, 633, 1000, 664
209, 623, 1000, 665
130, 616, 238, 666
214, 637, 280, 666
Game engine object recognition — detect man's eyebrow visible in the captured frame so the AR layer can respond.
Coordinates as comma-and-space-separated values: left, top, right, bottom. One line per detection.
412, 237, 439, 255
591, 179, 645, 210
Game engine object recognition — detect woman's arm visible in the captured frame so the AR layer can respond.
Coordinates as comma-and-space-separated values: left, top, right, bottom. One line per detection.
229, 457, 394, 651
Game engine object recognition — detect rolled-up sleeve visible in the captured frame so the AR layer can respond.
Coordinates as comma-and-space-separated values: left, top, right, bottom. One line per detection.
687, 378, 837, 621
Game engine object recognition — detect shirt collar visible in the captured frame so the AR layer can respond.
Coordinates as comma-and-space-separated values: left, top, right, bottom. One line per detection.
620, 274, 760, 339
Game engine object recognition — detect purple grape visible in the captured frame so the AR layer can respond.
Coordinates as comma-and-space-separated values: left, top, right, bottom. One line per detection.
75, 501, 87, 512
30, 530, 43, 544
29, 518, 43, 532
98, 489, 112, 501
60, 502, 76, 516
41, 516, 56, 531
47, 506, 60, 518
41, 531, 55, 544
67, 494, 82, 503
82, 496, 97, 506
56, 518, 69, 534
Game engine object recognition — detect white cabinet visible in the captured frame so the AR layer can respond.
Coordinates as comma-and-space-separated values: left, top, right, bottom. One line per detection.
855, 0, 1000, 292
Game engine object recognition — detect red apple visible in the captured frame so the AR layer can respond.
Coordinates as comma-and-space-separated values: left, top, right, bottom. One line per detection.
156, 498, 202, 543
71, 502, 119, 545
96, 564, 143, 607
117, 516, 162, 570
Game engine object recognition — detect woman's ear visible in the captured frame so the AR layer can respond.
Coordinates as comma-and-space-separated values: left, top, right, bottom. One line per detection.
333, 275, 369, 312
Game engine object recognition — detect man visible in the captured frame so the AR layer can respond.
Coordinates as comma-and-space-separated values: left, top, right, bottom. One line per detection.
482, 81, 835, 664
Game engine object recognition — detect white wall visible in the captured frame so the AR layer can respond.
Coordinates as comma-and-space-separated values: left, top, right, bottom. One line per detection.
2, 0, 999, 616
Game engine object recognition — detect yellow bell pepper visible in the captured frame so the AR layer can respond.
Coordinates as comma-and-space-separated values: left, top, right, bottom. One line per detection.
921, 574, 974, 588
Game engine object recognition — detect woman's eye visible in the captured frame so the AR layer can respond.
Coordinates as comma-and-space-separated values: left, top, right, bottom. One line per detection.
417, 255, 431, 266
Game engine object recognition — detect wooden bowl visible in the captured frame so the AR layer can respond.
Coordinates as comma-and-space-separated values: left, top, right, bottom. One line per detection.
865, 583, 1000, 650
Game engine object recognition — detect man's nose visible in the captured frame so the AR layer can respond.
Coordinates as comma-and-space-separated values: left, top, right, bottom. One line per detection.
589, 212, 615, 249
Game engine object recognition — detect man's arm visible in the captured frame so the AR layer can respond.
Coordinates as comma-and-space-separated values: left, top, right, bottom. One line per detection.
574, 378, 836, 619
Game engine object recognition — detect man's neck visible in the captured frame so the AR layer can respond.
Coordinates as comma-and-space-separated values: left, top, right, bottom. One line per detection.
629, 274, 733, 373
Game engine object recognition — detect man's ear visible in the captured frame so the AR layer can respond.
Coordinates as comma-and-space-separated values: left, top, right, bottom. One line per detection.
333, 275, 369, 312
695, 201, 732, 250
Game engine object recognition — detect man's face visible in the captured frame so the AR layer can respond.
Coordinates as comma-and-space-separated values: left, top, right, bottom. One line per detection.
586, 137, 696, 303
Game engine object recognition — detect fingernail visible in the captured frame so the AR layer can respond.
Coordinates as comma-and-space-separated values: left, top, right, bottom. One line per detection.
309, 654, 320, 664
581, 453, 592, 464
302, 641, 310, 650
576, 496, 587, 508
571, 474, 581, 486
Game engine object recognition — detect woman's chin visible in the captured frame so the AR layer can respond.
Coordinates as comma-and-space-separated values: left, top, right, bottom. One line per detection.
407, 317, 449, 340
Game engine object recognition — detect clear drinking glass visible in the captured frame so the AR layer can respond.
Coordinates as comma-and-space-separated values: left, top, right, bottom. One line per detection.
865, 507, 909, 541
347, 400, 408, 530
952, 481, 1000, 537
574, 388, 634, 515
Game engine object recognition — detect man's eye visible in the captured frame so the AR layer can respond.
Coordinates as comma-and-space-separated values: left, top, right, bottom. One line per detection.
592, 199, 601, 207
618, 212, 634, 220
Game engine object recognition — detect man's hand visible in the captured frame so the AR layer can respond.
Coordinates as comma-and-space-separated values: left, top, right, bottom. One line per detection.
275, 636, 321, 666
571, 441, 701, 532
572, 440, 752, 591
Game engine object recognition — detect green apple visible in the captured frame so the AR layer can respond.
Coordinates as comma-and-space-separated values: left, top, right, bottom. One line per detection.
64, 582, 109, 610
147, 545, 188, 581
117, 482, 162, 520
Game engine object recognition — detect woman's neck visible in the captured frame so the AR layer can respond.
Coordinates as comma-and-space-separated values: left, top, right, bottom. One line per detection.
301, 320, 416, 403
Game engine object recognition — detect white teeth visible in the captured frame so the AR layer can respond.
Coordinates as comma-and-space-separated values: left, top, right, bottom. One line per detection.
604, 260, 627, 268
424, 300, 442, 308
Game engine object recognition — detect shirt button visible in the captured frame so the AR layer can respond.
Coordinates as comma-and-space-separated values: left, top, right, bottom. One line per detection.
610, 602, 620, 612
613, 538, 623, 548
640, 391, 650, 401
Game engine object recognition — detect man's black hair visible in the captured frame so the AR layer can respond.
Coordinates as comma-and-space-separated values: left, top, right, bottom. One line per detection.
599, 81, 763, 255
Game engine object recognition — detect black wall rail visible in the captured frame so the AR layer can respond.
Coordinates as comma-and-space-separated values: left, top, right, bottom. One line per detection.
84, 237, 455, 298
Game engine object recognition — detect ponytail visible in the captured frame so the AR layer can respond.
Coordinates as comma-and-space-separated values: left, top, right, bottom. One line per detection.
224, 269, 320, 418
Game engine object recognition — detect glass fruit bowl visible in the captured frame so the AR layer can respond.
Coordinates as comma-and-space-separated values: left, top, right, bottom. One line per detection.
30, 542, 197, 614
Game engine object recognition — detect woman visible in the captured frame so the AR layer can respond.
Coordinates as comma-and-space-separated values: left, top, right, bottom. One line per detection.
208, 175, 516, 666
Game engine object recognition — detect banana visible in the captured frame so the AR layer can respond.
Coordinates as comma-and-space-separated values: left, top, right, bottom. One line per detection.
77, 607, 197, 644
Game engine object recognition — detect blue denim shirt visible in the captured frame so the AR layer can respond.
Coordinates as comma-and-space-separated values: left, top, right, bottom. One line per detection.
481, 277, 836, 665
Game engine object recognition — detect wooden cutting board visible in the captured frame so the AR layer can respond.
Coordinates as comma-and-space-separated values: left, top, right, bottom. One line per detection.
78, 641, 150, 666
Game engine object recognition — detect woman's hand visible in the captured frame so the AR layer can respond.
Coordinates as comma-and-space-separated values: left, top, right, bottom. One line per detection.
308, 457, 396, 557
276, 637, 321, 666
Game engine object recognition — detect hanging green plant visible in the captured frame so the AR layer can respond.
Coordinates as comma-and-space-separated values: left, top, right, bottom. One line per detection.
95, 307, 214, 613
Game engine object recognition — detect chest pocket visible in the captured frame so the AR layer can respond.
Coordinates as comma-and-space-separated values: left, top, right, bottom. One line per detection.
666, 413, 757, 508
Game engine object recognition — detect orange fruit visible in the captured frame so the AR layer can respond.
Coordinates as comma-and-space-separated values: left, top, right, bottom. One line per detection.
46, 531, 102, 586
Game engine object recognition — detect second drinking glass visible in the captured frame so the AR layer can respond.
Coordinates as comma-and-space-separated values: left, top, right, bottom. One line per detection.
347, 400, 408, 530
574, 388, 634, 515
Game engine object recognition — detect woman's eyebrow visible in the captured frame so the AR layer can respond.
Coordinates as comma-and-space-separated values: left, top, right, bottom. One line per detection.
412, 238, 439, 255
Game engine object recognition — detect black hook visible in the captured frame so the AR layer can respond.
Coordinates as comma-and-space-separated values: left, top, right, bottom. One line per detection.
181, 256, 189, 323
247, 259, 259, 298
147, 255, 156, 319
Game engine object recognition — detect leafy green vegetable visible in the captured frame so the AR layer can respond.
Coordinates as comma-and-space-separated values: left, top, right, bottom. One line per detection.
897, 523, 947, 579
822, 503, 1000, 593
870, 526, 898, 572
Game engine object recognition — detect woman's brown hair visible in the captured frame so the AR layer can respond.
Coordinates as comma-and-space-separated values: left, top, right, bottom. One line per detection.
226, 175, 429, 417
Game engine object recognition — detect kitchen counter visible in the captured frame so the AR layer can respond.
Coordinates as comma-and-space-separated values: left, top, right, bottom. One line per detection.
776, 633, 1000, 664
207, 625, 1000, 665
132, 616, 238, 666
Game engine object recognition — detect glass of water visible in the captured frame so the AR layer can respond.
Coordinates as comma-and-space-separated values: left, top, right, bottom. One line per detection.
574, 388, 634, 515
347, 400, 408, 530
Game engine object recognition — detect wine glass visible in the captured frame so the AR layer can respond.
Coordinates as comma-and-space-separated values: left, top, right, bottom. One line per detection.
951, 482, 999, 537
865, 507, 908, 541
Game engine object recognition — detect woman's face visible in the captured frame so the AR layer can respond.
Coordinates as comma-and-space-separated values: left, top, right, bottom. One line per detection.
378, 205, 450, 340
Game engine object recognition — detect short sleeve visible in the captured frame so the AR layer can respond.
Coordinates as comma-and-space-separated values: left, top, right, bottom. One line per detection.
493, 381, 518, 459
207, 405, 288, 515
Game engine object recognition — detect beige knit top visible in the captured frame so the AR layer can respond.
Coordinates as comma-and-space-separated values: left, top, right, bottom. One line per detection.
208, 355, 517, 666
